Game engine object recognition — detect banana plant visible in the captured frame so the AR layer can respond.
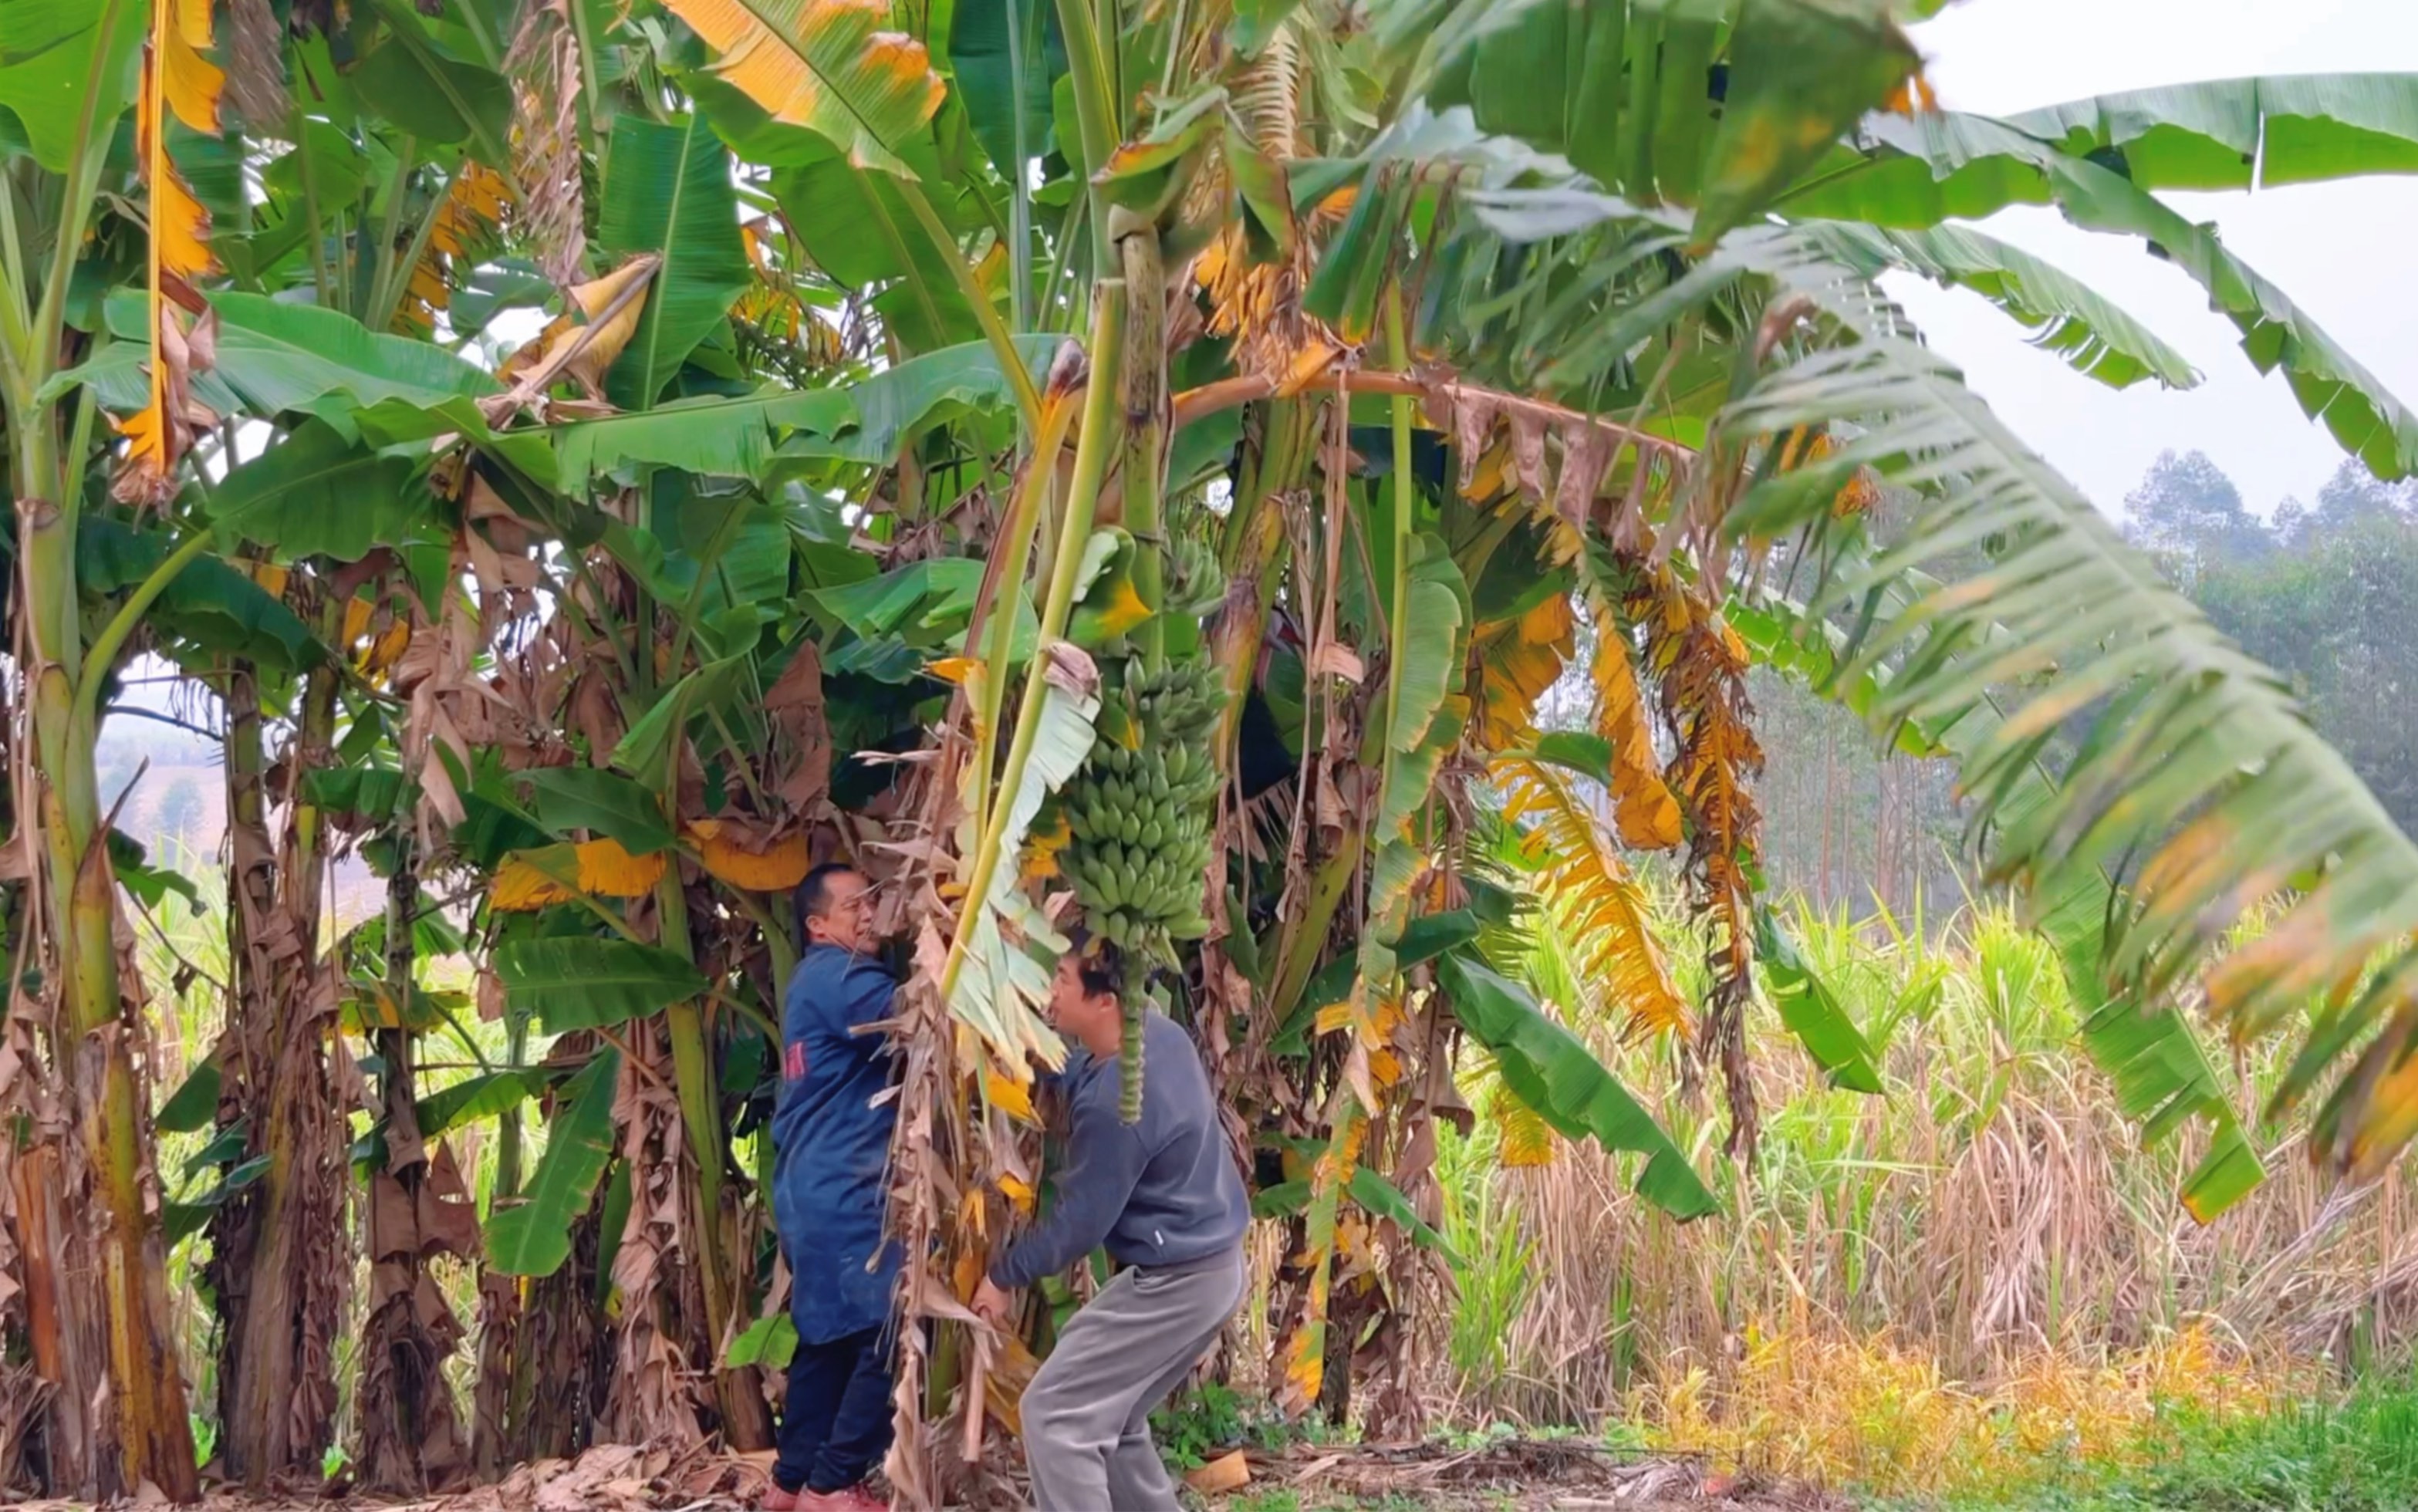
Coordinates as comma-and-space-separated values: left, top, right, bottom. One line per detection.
9, 0, 2418, 1500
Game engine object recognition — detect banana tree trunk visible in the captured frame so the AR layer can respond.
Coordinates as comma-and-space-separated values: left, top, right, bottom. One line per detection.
353, 832, 470, 1491
472, 1014, 527, 1479
11, 414, 199, 1500
211, 645, 350, 1484
475, 1027, 613, 1470
654, 872, 774, 1450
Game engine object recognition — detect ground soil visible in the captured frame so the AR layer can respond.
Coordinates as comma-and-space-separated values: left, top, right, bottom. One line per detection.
1232, 1439, 1847, 1509
6, 1440, 1843, 1511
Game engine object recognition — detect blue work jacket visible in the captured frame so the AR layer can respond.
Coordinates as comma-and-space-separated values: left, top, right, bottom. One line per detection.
771, 943, 901, 1344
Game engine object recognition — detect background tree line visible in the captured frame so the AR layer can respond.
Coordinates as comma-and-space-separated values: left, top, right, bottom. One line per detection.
1752, 448, 2418, 916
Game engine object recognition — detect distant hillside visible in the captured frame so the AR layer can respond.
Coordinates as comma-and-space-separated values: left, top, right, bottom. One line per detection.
99, 731, 382, 926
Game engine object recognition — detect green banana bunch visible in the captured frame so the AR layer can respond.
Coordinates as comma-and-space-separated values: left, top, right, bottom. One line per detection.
1055, 651, 1231, 1119
1164, 535, 1228, 619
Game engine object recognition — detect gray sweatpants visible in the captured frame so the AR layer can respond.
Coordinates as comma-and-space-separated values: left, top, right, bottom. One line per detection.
1021, 1246, 1245, 1510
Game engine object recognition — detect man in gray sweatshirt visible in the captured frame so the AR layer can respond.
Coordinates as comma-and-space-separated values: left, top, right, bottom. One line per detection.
972, 932, 1249, 1511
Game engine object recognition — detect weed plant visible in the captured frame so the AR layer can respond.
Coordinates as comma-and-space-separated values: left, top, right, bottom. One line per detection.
1405, 891, 2418, 1499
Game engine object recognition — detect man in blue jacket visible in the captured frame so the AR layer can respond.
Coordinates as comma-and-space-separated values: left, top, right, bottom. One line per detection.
972, 932, 1250, 1511
768, 862, 898, 1512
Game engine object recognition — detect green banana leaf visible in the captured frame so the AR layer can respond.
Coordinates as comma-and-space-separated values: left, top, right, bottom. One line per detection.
417, 1069, 552, 1139
494, 939, 709, 1033
484, 1050, 622, 1277
1754, 903, 1883, 1095
1437, 952, 1717, 1220
599, 113, 750, 410
210, 421, 432, 562
520, 767, 678, 856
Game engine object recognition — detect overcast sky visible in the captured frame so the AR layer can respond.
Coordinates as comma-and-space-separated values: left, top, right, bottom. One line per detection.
1886, 0, 2418, 518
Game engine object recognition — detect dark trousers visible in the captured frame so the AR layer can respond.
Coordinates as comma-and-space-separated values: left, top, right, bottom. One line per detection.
775, 1325, 895, 1494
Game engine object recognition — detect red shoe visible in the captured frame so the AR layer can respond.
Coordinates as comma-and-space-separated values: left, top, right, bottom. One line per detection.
800, 1487, 890, 1512
761, 1485, 805, 1511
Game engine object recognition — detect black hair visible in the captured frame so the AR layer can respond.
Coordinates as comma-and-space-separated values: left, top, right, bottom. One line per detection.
796, 862, 861, 935
1061, 924, 1123, 999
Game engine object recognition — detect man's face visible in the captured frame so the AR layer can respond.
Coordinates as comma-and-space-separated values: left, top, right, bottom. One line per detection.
807, 869, 876, 954
1047, 952, 1103, 1036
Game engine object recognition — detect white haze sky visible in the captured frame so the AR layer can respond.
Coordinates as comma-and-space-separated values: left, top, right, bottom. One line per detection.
1889, 0, 2418, 518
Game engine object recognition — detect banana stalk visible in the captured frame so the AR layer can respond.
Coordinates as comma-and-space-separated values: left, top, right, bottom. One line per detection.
1116, 216, 1170, 670
937, 285, 1130, 1012
964, 385, 1080, 848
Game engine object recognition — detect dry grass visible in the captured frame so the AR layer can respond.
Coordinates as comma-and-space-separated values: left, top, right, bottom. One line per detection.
1636, 1322, 2305, 1498
1244, 899, 2418, 1498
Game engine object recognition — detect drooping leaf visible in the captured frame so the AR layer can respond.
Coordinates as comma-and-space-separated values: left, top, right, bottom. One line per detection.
725, 1311, 799, 1369
1780, 111, 2418, 478
813, 557, 1035, 657
164, 1154, 270, 1245
1094, 84, 1225, 215
686, 820, 812, 893
484, 1050, 621, 1276
819, 333, 1061, 464
1385, 548, 1468, 758
1470, 592, 1573, 751
1344, 1166, 1459, 1264
1491, 1079, 1559, 1169
1393, 908, 1481, 970
2082, 994, 2268, 1222
488, 839, 669, 910
1275, 1105, 1363, 1416
1754, 903, 1883, 1095
305, 766, 409, 825
1528, 731, 1614, 784
112, 827, 203, 914
77, 518, 323, 673
757, 128, 988, 349
1697, 224, 2367, 1193
1437, 952, 1715, 1220
2011, 73, 2418, 190
1796, 220, 2197, 392
944, 646, 1099, 1069
1786, 75, 2418, 208
610, 651, 753, 788
1067, 528, 1153, 646
1301, 162, 1412, 343
1729, 589, 2262, 1217
553, 387, 853, 487
493, 939, 706, 1031
1592, 625, 1683, 851
1494, 755, 1691, 1041
111, 0, 221, 506
344, 983, 477, 1035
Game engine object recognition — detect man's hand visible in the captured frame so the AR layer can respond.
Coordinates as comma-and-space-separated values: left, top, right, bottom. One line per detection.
971, 1277, 1013, 1330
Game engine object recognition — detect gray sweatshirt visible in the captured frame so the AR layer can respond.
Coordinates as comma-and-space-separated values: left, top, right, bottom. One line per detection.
989, 1011, 1249, 1288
